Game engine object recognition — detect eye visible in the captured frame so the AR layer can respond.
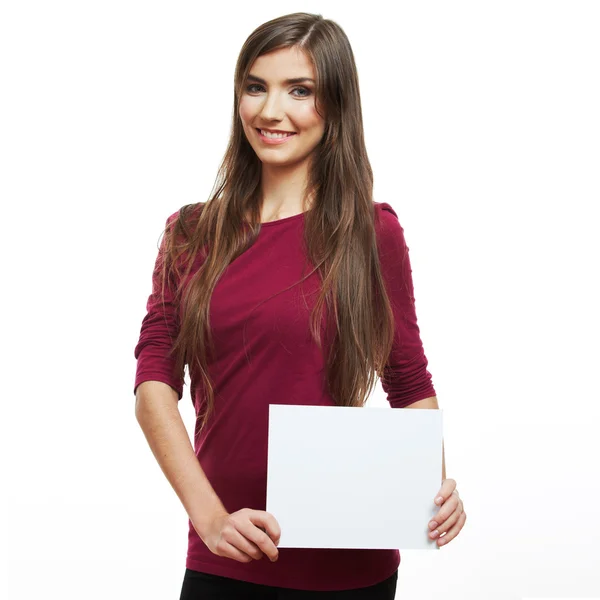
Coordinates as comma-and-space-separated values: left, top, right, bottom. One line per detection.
291, 86, 311, 98
246, 83, 263, 93
245, 83, 312, 98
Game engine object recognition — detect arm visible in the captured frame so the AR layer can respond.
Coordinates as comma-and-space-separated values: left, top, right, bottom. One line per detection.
135, 380, 227, 536
375, 204, 445, 477
376, 203, 437, 409
133, 211, 186, 400
404, 395, 446, 481
133, 213, 225, 535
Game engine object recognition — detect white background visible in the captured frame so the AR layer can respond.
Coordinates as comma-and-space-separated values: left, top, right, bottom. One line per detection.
2, 1, 599, 598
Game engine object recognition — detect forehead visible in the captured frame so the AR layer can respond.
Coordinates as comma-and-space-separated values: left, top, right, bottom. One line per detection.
249, 47, 315, 81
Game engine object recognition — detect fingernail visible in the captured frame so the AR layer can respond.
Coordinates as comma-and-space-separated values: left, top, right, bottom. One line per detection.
429, 521, 438, 530
435, 496, 443, 504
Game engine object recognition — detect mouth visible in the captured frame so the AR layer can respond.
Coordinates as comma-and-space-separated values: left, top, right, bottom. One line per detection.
256, 128, 297, 137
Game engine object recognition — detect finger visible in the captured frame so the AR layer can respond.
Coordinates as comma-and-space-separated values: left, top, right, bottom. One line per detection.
429, 494, 460, 530
224, 527, 264, 561
437, 510, 467, 547
217, 539, 255, 563
251, 512, 281, 545
434, 478, 456, 505
248, 511, 281, 546
236, 518, 279, 561
429, 505, 462, 539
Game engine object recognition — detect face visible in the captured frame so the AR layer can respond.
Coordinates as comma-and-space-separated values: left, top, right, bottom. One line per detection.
239, 46, 325, 168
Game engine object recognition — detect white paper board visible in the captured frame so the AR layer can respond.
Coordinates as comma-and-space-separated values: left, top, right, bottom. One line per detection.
266, 404, 443, 549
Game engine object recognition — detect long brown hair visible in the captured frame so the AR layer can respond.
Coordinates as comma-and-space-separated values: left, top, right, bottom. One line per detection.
158, 12, 396, 433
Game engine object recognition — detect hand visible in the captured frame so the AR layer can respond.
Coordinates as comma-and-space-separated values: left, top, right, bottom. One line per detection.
198, 508, 281, 563
428, 478, 466, 547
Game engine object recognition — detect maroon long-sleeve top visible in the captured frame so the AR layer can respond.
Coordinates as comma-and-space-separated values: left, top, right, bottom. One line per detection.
133, 201, 436, 591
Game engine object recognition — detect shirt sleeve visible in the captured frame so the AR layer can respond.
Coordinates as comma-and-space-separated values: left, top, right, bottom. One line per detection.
375, 202, 436, 408
133, 211, 185, 400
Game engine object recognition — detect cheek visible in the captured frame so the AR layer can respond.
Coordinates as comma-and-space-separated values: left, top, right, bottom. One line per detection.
294, 104, 324, 131
238, 98, 256, 125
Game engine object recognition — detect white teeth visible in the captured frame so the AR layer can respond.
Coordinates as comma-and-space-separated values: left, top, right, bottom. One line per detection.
260, 129, 293, 139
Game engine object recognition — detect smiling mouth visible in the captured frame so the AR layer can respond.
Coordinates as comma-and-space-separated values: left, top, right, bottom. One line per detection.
256, 128, 297, 136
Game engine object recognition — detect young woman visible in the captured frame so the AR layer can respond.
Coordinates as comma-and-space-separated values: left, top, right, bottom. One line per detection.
133, 11, 466, 599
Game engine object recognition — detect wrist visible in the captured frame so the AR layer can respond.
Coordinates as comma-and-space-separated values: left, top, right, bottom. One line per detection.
190, 504, 228, 538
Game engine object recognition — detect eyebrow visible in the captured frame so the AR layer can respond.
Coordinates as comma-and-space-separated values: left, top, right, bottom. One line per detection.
247, 73, 315, 85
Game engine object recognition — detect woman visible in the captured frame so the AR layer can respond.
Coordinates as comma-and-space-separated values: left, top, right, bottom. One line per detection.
133, 11, 466, 599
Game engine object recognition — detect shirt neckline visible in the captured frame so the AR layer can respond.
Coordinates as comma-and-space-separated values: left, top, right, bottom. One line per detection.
258, 211, 307, 227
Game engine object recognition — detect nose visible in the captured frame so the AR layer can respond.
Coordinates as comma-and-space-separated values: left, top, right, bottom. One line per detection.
258, 90, 285, 122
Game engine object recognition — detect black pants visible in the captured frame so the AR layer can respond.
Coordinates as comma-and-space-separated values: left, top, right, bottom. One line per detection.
179, 568, 398, 599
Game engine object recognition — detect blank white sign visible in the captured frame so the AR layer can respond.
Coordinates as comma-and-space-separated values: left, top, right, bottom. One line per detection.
266, 404, 443, 549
